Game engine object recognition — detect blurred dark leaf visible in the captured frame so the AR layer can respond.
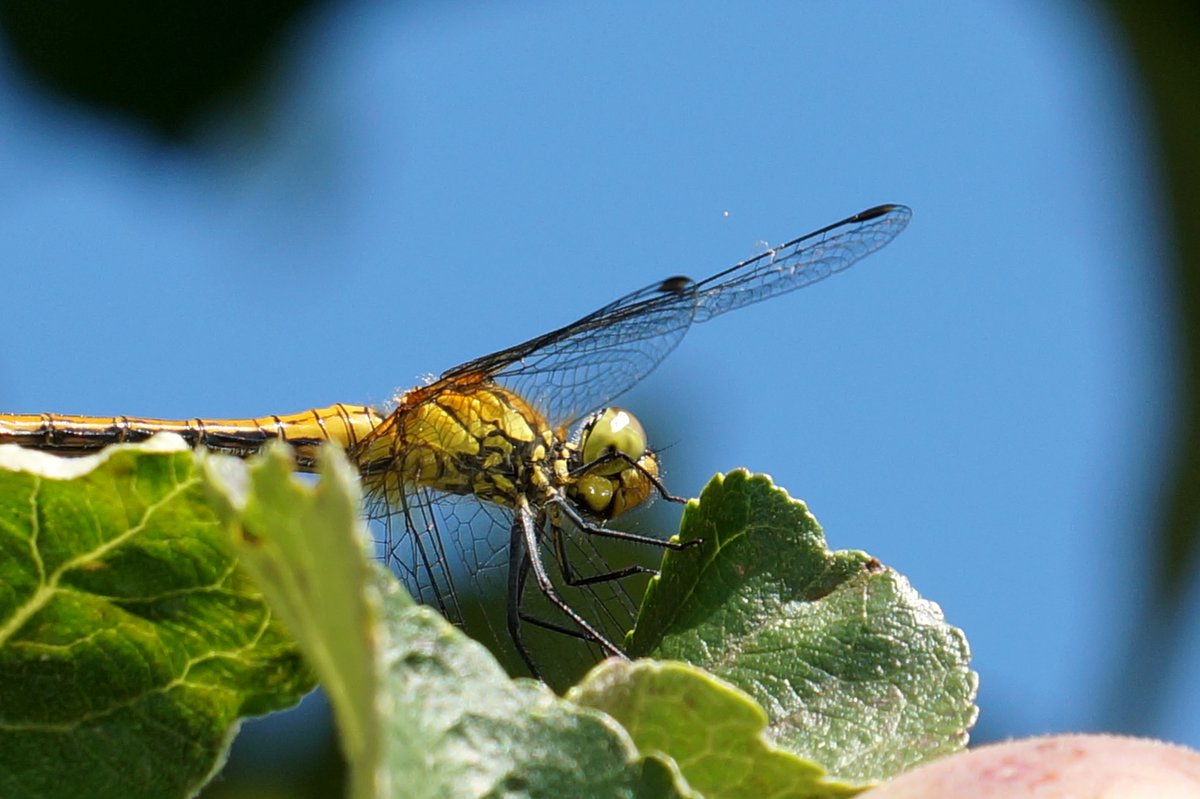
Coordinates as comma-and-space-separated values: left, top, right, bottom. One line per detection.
0, 0, 329, 138
1102, 0, 1200, 731
1108, 0, 1200, 608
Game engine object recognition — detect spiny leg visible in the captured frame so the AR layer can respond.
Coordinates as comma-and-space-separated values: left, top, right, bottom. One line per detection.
568, 449, 687, 505
548, 506, 659, 588
506, 520, 542, 678
553, 493, 699, 551
509, 501, 625, 675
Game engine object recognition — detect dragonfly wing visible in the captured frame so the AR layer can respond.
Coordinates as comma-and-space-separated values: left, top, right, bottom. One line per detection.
440, 280, 702, 427
437, 204, 910, 428
368, 481, 512, 625
692, 204, 912, 321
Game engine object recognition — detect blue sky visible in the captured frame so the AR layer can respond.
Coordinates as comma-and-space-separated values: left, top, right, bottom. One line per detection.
0, 0, 1191, 756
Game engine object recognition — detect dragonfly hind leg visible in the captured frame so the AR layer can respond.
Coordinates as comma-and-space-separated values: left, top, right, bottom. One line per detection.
507, 503, 626, 679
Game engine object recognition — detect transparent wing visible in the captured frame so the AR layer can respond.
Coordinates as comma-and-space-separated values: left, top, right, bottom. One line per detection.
438, 204, 911, 427
438, 281, 699, 430
368, 483, 503, 608
691, 203, 912, 320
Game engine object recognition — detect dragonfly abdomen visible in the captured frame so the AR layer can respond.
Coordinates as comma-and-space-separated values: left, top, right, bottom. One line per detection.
0, 405, 383, 470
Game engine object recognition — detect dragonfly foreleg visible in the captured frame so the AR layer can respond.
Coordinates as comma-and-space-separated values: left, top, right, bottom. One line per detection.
551, 493, 693, 551
567, 449, 686, 505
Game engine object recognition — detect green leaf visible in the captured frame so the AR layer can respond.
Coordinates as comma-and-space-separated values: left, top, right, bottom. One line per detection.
0, 436, 976, 797
0, 438, 314, 799
570, 659, 859, 799
205, 441, 381, 799
216, 444, 695, 799
374, 583, 693, 799
628, 470, 977, 784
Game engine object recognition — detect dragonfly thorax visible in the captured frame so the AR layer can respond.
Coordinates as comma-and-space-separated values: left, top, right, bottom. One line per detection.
355, 383, 555, 508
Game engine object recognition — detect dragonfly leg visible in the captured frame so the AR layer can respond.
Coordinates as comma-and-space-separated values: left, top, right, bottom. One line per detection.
509, 502, 625, 674
552, 494, 696, 552
507, 526, 543, 678
548, 513, 658, 588
568, 450, 686, 504
572, 452, 703, 550
517, 613, 599, 641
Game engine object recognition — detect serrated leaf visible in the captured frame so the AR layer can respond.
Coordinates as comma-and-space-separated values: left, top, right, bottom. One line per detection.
219, 444, 695, 799
0, 438, 314, 799
571, 659, 859, 799
629, 470, 977, 783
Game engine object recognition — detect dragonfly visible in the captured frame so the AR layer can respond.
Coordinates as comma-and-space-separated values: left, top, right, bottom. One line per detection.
0, 203, 911, 677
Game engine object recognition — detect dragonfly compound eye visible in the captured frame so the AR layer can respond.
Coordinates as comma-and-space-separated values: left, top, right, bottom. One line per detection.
580, 407, 647, 466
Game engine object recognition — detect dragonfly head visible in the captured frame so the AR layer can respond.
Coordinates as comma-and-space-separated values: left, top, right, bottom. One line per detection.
568, 407, 660, 520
